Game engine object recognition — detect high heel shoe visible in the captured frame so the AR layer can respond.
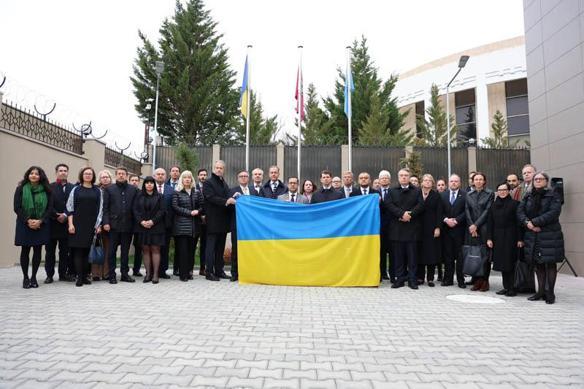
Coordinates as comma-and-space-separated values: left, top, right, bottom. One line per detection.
527, 292, 544, 301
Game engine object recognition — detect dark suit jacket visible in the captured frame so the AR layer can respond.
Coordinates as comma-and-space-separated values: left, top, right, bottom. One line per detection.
311, 188, 344, 204
341, 186, 359, 198
202, 173, 231, 234
378, 187, 392, 230
384, 184, 424, 242
228, 186, 253, 231
440, 189, 467, 240
349, 187, 380, 197
260, 180, 288, 199
159, 182, 175, 229
49, 181, 74, 239
102, 182, 138, 232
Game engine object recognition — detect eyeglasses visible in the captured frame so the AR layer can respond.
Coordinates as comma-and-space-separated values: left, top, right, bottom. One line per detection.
534, 177, 547, 182
238, 175, 249, 178
497, 189, 509, 192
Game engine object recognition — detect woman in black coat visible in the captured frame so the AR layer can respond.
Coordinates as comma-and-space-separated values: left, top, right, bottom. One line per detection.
417, 174, 443, 287
486, 182, 523, 297
133, 176, 166, 283
517, 171, 564, 304
172, 171, 204, 282
14, 166, 53, 289
465, 172, 494, 292
67, 167, 103, 287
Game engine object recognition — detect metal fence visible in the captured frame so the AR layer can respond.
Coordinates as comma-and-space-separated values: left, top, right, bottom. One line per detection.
414, 147, 469, 181
285, 146, 342, 185
477, 147, 531, 185
222, 146, 277, 185
104, 147, 142, 175
0, 101, 83, 154
352, 147, 405, 178
154, 146, 213, 174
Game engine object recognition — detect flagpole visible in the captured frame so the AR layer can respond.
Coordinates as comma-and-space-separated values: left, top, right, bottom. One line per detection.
245, 45, 252, 173
297, 45, 303, 181
346, 46, 352, 173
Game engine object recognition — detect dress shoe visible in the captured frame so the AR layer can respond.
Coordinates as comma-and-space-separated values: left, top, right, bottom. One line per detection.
216, 272, 230, 279
437, 275, 443, 282
30, 278, 39, 288
505, 290, 517, 297
206, 272, 220, 281
120, 274, 135, 283
152, 279, 159, 284
180, 277, 188, 282
83, 277, 92, 285
471, 280, 483, 291
143, 276, 152, 283
44, 276, 53, 284
479, 280, 490, 292
230, 274, 238, 282
527, 293, 544, 301
545, 294, 556, 304
428, 281, 435, 287
381, 273, 390, 280
457, 282, 467, 289
496, 289, 508, 295
441, 281, 452, 286
188, 274, 194, 280
416, 279, 424, 286
159, 273, 171, 279
109, 277, 118, 284
133, 271, 143, 277
76, 278, 84, 287
23, 278, 31, 289
408, 282, 419, 290
172, 270, 180, 276
199, 268, 205, 276
391, 282, 404, 289
390, 278, 396, 284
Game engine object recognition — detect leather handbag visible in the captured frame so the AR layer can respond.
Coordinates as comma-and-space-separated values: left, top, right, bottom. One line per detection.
462, 237, 487, 277
514, 248, 536, 293
88, 234, 104, 265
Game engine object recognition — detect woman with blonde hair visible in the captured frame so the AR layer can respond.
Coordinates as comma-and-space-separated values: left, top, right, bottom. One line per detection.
91, 170, 112, 281
417, 174, 443, 286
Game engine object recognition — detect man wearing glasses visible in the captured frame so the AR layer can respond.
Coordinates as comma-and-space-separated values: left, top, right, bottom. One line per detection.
227, 170, 251, 281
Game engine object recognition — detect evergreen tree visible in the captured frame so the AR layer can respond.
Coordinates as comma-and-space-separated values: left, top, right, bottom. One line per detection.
284, 83, 332, 146
131, 0, 240, 145
400, 151, 423, 179
481, 110, 515, 148
359, 95, 413, 146
234, 91, 280, 145
175, 142, 199, 172
416, 84, 457, 147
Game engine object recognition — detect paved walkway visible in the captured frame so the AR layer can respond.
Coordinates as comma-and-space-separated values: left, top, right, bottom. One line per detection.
0, 266, 583, 389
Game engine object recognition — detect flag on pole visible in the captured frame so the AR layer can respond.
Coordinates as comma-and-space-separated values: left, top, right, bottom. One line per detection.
295, 66, 305, 122
344, 62, 355, 118
240, 56, 249, 118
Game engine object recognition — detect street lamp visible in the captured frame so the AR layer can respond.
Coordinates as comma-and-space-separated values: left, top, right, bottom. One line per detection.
152, 61, 164, 174
446, 55, 469, 178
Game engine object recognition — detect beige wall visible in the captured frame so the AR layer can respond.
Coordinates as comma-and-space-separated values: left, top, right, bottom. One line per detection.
487, 82, 507, 134
399, 104, 416, 137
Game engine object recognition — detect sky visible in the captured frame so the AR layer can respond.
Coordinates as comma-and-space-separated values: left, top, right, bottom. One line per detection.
0, 0, 525, 154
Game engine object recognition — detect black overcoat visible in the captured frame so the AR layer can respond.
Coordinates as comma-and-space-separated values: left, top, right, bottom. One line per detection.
384, 184, 424, 242
419, 190, 443, 265
486, 196, 521, 272
202, 173, 231, 234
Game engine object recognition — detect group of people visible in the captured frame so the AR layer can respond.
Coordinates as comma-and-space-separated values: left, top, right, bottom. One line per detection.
14, 161, 564, 304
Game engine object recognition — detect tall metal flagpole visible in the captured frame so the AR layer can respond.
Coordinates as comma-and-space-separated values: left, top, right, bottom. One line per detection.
297, 45, 303, 181
245, 45, 252, 173
346, 46, 352, 172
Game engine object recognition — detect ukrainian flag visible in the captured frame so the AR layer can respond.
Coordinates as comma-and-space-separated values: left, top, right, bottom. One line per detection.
236, 195, 380, 287
239, 56, 249, 118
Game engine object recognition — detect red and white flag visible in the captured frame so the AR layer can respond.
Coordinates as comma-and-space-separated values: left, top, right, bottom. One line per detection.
295, 66, 305, 122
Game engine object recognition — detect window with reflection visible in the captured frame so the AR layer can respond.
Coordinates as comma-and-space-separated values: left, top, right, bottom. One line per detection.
505, 79, 529, 136
455, 88, 476, 144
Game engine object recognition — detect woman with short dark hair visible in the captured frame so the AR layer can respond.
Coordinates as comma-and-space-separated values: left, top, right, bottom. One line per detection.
14, 166, 53, 288
517, 171, 564, 304
301, 180, 317, 204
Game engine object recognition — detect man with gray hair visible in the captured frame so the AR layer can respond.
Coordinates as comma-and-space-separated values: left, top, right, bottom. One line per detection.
378, 170, 393, 282
513, 164, 536, 201
251, 168, 264, 195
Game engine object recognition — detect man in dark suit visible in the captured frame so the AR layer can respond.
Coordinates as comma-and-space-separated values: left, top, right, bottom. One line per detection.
250, 168, 264, 196
312, 170, 344, 204
349, 172, 380, 197
103, 166, 139, 284
228, 170, 251, 282
440, 174, 467, 288
154, 168, 174, 279
342, 171, 358, 198
167, 165, 181, 191
45, 163, 75, 283
385, 168, 424, 289
260, 165, 287, 199
195, 168, 208, 275
278, 176, 309, 203
377, 170, 393, 282
203, 160, 233, 281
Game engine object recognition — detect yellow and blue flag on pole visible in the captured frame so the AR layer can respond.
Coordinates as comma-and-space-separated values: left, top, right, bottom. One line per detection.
239, 56, 249, 118
236, 195, 380, 287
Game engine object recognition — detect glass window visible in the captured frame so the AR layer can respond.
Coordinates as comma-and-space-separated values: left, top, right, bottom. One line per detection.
505, 79, 528, 98
455, 88, 476, 107
507, 95, 529, 116
508, 116, 530, 136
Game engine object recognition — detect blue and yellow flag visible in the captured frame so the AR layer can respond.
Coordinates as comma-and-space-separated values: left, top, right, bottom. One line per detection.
239, 56, 249, 118
236, 195, 380, 287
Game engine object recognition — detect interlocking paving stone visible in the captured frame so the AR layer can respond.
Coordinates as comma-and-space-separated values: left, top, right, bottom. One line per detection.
0, 266, 583, 388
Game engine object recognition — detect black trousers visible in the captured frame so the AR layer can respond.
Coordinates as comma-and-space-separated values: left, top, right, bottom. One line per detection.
45, 237, 71, 278
416, 264, 436, 282
443, 233, 464, 285
392, 241, 417, 284
380, 228, 392, 278
502, 270, 514, 291
205, 233, 226, 275
198, 224, 207, 269
108, 231, 132, 278
160, 229, 172, 274
71, 247, 90, 279
132, 233, 142, 273
175, 236, 195, 279
231, 229, 238, 277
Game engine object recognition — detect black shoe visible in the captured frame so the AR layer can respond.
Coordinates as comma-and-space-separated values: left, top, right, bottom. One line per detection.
143, 276, 152, 283
44, 276, 53, 284
83, 278, 92, 285
428, 281, 435, 287
76, 278, 83, 287
133, 271, 143, 277
188, 274, 194, 280
391, 282, 404, 289
92, 276, 101, 282
159, 273, 171, 279
173, 270, 179, 276
216, 272, 230, 279
390, 278, 396, 284
437, 275, 443, 282
120, 274, 135, 283
528, 293, 544, 301
416, 279, 424, 286
441, 281, 453, 286
381, 273, 390, 280
408, 282, 419, 290
64, 274, 76, 282
30, 278, 39, 288
109, 277, 118, 284
458, 283, 467, 289
545, 294, 556, 304
152, 279, 159, 284
206, 272, 220, 281
506, 290, 517, 297
230, 275, 238, 282
496, 289, 508, 295
180, 277, 188, 282
23, 279, 31, 289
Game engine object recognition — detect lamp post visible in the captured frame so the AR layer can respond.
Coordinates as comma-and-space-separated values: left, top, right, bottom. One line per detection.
152, 61, 164, 174
446, 55, 469, 178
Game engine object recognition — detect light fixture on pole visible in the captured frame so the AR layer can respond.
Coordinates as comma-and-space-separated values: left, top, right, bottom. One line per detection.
446, 55, 469, 178
152, 60, 164, 174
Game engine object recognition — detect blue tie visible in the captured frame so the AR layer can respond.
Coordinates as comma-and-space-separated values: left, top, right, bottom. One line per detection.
450, 191, 456, 205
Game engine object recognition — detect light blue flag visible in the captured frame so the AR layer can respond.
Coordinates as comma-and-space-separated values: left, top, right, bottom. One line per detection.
344, 64, 355, 118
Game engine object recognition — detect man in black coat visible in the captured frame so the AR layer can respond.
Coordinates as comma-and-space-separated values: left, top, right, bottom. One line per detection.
228, 170, 252, 282
195, 168, 208, 275
377, 170, 393, 282
154, 168, 174, 279
385, 168, 424, 289
203, 160, 233, 281
103, 166, 138, 284
341, 171, 358, 198
260, 165, 287, 199
440, 174, 467, 288
312, 170, 344, 204
44, 163, 75, 283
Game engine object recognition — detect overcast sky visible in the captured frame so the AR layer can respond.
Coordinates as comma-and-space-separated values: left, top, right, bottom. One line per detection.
0, 0, 525, 153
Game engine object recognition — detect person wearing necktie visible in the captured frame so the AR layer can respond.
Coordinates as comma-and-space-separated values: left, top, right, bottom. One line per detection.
342, 171, 357, 199
440, 174, 467, 288
377, 170, 393, 282
277, 177, 309, 204
154, 168, 174, 279
250, 168, 264, 196
260, 166, 287, 199
311, 170, 345, 204
167, 166, 181, 191
228, 170, 252, 282
350, 172, 380, 198
195, 168, 208, 275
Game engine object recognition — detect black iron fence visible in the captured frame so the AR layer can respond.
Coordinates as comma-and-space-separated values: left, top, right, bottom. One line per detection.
477, 147, 530, 184
414, 146, 469, 181
154, 146, 213, 174
285, 146, 342, 185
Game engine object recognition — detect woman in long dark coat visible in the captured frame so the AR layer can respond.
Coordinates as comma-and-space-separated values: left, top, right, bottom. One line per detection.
133, 176, 166, 284
67, 167, 103, 287
417, 174, 443, 287
486, 182, 523, 297
517, 171, 564, 304
14, 166, 53, 289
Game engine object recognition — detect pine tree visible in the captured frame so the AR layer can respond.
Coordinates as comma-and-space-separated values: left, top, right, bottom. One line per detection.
131, 0, 240, 145
284, 83, 332, 146
416, 84, 457, 146
235, 91, 280, 145
358, 95, 413, 146
481, 110, 515, 148
399, 151, 423, 179
175, 142, 199, 172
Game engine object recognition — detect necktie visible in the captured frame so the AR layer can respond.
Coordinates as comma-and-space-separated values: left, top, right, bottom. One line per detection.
364, 189, 368, 195
158, 184, 163, 194
450, 191, 456, 205
172, 182, 177, 189
255, 186, 260, 194
243, 187, 249, 196
272, 183, 277, 193
291, 193, 295, 203
383, 188, 388, 200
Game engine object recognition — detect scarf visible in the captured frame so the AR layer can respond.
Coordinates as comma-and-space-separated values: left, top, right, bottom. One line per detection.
530, 188, 546, 217
494, 194, 510, 209
22, 182, 48, 219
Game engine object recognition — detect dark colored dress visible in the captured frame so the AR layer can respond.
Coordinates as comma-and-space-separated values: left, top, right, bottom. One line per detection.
486, 197, 520, 272
418, 190, 443, 265
14, 185, 52, 247
133, 192, 166, 246
67, 185, 102, 248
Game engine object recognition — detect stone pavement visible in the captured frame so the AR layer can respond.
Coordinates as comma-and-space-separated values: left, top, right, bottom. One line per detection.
1, 266, 583, 389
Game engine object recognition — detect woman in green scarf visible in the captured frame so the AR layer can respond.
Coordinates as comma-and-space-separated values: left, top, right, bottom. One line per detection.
14, 166, 53, 289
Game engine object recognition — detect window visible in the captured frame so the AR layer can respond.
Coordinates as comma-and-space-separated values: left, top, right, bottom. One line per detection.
415, 101, 425, 138
505, 79, 529, 136
455, 88, 476, 144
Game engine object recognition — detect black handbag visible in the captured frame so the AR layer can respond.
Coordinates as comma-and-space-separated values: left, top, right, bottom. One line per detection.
462, 237, 487, 277
514, 248, 536, 293
89, 234, 104, 265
